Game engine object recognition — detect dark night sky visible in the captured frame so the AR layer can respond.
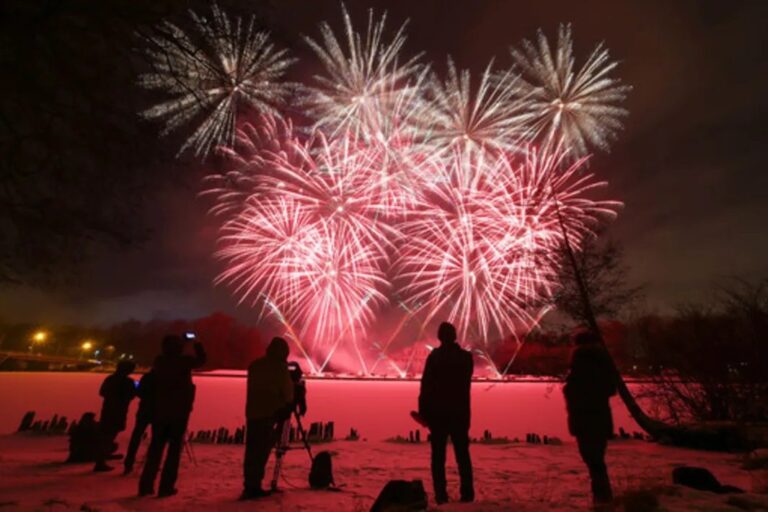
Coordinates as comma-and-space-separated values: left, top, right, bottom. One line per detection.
2, 0, 767, 326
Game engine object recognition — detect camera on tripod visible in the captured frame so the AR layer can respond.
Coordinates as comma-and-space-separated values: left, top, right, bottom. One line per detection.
287, 361, 307, 417
271, 361, 310, 490
271, 361, 335, 492
275, 361, 307, 422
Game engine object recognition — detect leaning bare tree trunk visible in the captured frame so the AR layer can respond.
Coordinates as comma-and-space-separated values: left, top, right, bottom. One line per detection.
554, 205, 673, 438
555, 212, 754, 449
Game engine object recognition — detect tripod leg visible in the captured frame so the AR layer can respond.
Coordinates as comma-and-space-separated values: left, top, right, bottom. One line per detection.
270, 419, 291, 492
293, 413, 314, 462
183, 439, 197, 466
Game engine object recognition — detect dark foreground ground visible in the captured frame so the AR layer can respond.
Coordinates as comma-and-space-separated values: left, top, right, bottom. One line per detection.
1, 434, 766, 511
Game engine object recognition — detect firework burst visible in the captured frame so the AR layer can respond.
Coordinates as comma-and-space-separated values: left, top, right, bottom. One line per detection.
209, 119, 395, 360
156, 6, 633, 374
420, 60, 531, 160
264, 129, 401, 257
510, 23, 631, 157
216, 200, 389, 347
303, 5, 425, 142
394, 144, 619, 345
139, 3, 294, 158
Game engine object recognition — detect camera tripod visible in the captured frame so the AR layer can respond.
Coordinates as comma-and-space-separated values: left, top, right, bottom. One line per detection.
270, 410, 314, 492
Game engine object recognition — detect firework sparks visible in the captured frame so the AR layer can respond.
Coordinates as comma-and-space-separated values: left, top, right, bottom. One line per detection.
264, 128, 401, 257
163, 6, 632, 374
394, 144, 620, 345
217, 203, 389, 347
303, 5, 425, 142
209, 120, 394, 366
139, 3, 294, 158
420, 59, 531, 160
510, 23, 631, 157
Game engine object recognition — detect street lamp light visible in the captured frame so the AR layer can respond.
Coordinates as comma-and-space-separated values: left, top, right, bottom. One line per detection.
29, 330, 49, 354
80, 340, 95, 360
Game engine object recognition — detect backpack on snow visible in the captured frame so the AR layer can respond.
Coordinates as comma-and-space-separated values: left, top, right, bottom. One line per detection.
309, 450, 334, 489
370, 480, 428, 512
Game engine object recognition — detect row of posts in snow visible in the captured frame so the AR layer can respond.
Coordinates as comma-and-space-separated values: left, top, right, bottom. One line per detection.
392, 430, 566, 445
16, 411, 343, 444
17, 410, 646, 443
189, 421, 337, 445
17, 411, 73, 434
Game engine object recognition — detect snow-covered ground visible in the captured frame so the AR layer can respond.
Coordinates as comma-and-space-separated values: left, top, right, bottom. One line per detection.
1, 372, 767, 511
1, 433, 766, 511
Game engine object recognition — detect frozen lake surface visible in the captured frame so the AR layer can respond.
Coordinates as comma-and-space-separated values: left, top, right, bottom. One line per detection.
0, 372, 640, 440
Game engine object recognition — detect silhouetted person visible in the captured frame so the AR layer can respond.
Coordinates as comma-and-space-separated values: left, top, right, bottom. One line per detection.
123, 370, 156, 475
139, 335, 206, 497
67, 412, 100, 463
419, 322, 474, 504
94, 360, 136, 472
563, 330, 617, 507
241, 337, 294, 500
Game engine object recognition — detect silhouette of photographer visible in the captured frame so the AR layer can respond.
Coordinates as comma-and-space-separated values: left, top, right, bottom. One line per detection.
138, 334, 206, 498
418, 322, 474, 504
241, 336, 294, 500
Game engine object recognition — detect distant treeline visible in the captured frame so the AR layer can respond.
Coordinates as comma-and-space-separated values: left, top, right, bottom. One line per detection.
2, 289, 765, 387
0, 312, 265, 369
0, 314, 636, 375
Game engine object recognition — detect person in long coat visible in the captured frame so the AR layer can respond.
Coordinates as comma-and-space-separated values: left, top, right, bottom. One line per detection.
138, 335, 206, 497
418, 322, 474, 504
93, 360, 136, 472
241, 337, 294, 500
563, 329, 618, 507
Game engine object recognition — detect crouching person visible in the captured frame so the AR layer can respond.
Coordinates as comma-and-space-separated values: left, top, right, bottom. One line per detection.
241, 337, 294, 500
94, 360, 136, 472
563, 330, 617, 509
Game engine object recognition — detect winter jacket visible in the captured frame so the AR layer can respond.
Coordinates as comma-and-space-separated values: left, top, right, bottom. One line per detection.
418, 342, 474, 430
245, 355, 294, 420
98, 372, 136, 432
153, 342, 206, 422
563, 343, 617, 438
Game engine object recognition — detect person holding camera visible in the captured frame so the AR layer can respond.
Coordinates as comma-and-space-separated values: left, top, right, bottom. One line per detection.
138, 334, 206, 498
241, 337, 294, 500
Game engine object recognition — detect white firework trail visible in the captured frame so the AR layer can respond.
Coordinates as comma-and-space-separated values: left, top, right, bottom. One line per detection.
139, 3, 295, 158
419, 59, 531, 161
303, 4, 426, 142
510, 23, 631, 157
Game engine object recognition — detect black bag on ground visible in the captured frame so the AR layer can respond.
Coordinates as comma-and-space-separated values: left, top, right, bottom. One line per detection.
309, 451, 334, 489
370, 479, 428, 512
672, 466, 744, 494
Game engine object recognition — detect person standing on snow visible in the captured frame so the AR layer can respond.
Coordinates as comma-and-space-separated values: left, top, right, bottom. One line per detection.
93, 360, 136, 472
563, 329, 617, 508
240, 337, 294, 500
123, 369, 155, 475
418, 322, 475, 504
138, 334, 206, 497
